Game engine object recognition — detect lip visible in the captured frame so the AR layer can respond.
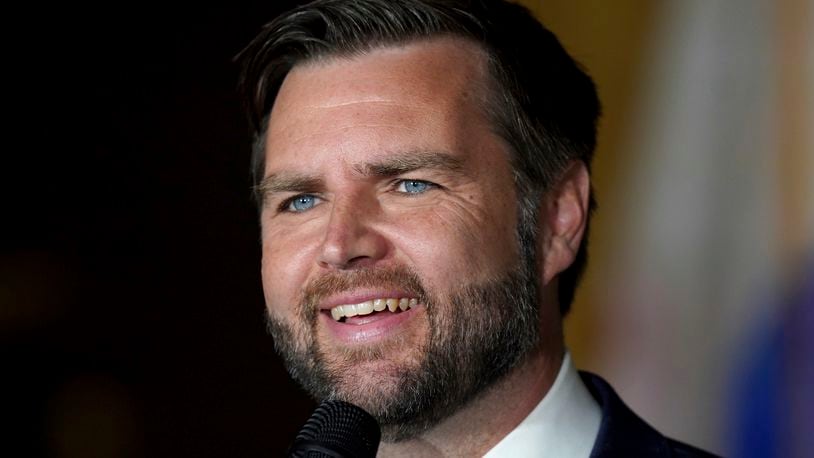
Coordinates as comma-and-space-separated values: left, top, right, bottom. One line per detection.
317, 289, 420, 310
319, 304, 424, 343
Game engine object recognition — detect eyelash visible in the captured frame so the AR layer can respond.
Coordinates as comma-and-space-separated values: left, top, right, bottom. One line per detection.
277, 194, 321, 213
393, 178, 437, 195
276, 179, 439, 214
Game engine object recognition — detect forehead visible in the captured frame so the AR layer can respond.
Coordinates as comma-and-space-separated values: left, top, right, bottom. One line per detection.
276, 37, 488, 105
264, 38, 497, 169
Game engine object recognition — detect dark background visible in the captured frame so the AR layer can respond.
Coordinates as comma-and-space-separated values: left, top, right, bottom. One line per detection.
5, 3, 316, 457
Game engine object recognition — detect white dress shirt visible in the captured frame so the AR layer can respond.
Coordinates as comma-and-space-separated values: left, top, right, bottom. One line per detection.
483, 353, 601, 457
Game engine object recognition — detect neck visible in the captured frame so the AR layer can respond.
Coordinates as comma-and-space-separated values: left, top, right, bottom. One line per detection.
377, 340, 565, 457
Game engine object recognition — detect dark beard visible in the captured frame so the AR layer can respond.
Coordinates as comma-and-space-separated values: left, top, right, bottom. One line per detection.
265, 258, 540, 441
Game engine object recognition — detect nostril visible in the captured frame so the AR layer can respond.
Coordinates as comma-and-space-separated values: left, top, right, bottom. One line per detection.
347, 255, 371, 265
316, 220, 389, 269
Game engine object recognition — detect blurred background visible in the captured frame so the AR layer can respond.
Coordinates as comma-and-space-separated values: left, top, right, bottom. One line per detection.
3, 0, 811, 456
540, 1, 813, 457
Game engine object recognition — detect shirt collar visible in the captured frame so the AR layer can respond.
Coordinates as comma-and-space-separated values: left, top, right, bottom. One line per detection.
483, 352, 601, 458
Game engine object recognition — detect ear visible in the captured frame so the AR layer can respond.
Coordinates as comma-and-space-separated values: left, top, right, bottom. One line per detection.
539, 161, 591, 286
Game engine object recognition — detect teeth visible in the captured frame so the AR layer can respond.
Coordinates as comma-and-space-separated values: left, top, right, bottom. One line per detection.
357, 300, 374, 315
386, 298, 398, 312
329, 297, 418, 321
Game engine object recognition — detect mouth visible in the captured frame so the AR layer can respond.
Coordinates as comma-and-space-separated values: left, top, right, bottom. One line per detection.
329, 297, 419, 322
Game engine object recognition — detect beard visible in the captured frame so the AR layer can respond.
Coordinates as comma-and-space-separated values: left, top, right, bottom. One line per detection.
265, 252, 541, 442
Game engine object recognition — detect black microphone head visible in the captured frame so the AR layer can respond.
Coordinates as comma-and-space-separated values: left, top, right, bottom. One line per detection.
288, 400, 381, 458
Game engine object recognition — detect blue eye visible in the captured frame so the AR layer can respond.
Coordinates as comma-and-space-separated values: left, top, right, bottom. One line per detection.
286, 194, 320, 212
397, 180, 432, 194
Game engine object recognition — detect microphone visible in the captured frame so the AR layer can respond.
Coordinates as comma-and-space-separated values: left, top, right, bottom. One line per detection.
287, 400, 381, 457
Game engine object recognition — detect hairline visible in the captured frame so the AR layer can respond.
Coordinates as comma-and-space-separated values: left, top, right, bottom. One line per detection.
251, 34, 527, 200
244, 13, 590, 314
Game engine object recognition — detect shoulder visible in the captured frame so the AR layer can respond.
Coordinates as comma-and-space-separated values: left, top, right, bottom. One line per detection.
580, 372, 721, 458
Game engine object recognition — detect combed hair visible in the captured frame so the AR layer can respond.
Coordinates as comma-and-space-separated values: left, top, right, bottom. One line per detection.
236, 0, 600, 315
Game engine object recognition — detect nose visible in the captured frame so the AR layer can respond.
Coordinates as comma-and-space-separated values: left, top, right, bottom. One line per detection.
317, 198, 389, 270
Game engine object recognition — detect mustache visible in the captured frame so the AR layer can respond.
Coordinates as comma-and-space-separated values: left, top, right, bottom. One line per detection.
299, 266, 429, 312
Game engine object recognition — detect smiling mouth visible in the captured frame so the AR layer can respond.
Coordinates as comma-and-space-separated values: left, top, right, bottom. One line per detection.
329, 297, 419, 322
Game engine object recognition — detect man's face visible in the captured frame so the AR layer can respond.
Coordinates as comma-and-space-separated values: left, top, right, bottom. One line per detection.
259, 38, 540, 438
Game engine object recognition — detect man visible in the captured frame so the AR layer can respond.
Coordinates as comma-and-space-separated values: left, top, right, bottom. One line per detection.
237, 0, 716, 456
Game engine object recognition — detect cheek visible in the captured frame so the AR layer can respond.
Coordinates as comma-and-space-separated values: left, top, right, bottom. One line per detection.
260, 227, 319, 314
385, 199, 518, 290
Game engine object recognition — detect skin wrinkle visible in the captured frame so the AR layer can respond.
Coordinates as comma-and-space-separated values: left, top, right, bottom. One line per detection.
259, 151, 477, 223
422, 196, 502, 258
259, 179, 474, 221
270, 37, 524, 304
268, 53, 464, 149
279, 123, 426, 150
355, 150, 465, 177
306, 99, 429, 110
259, 38, 574, 454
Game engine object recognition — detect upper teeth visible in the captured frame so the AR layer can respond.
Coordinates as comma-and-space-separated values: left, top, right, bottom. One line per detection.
330, 298, 418, 321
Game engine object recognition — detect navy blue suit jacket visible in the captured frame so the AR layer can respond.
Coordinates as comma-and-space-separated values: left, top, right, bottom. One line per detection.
581, 372, 721, 457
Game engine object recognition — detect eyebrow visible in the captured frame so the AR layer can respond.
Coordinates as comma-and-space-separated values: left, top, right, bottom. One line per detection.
256, 150, 465, 204
255, 173, 324, 205
356, 150, 465, 177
